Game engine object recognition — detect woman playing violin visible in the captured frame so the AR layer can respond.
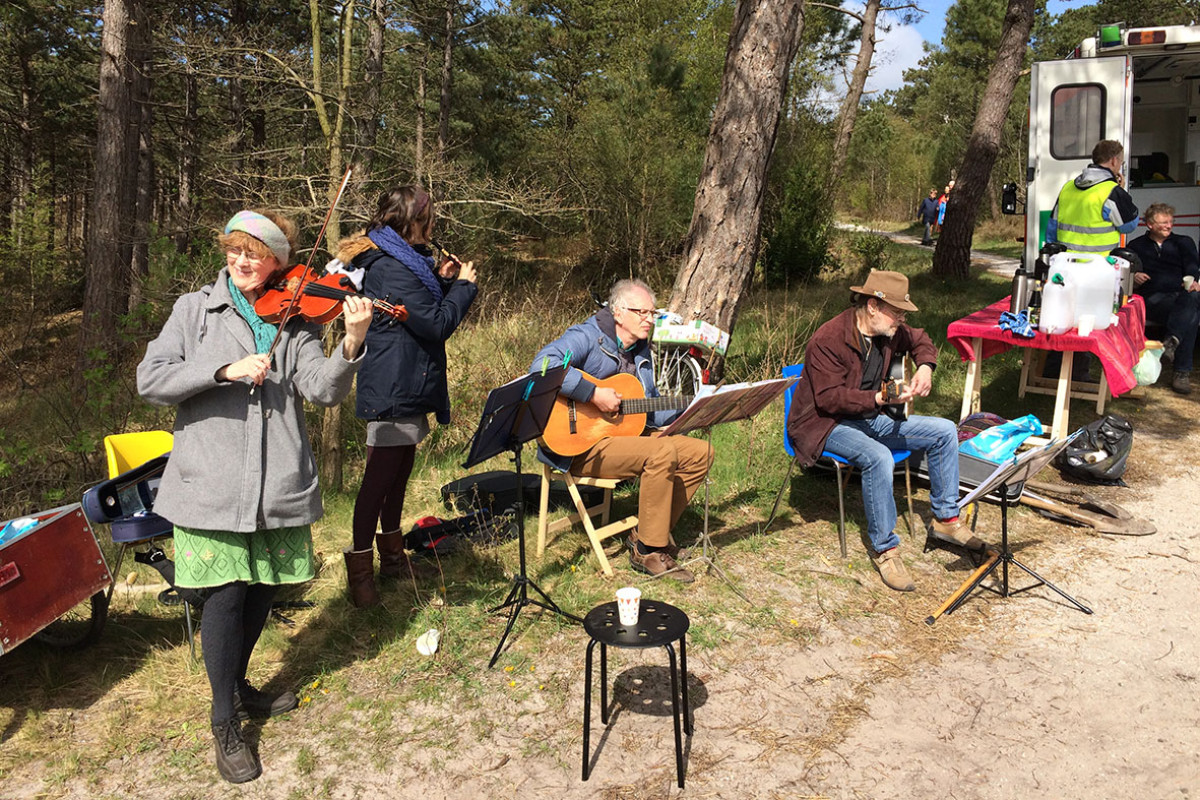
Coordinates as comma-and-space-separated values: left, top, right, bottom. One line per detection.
137, 210, 372, 784
329, 185, 477, 608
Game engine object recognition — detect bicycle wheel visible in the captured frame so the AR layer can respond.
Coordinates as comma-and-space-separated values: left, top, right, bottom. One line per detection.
33, 590, 109, 649
656, 348, 703, 398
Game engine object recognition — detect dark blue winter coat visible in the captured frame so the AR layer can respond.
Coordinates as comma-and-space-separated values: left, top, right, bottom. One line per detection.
353, 247, 477, 423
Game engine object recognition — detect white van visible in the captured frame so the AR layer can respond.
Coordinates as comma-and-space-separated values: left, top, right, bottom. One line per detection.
1016, 23, 1200, 266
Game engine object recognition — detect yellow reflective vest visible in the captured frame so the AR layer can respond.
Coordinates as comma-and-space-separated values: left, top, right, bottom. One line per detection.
1053, 179, 1121, 253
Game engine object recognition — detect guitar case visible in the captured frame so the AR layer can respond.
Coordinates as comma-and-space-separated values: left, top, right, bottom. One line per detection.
440, 469, 603, 516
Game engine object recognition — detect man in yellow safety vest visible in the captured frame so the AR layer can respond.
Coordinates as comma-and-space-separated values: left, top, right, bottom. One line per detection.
1047, 139, 1140, 253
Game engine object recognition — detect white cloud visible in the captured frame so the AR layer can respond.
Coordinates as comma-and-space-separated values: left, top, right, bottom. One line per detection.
812, 22, 928, 112
863, 24, 927, 97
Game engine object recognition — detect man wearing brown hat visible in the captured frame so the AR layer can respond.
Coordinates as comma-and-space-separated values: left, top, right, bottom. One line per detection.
787, 270, 984, 591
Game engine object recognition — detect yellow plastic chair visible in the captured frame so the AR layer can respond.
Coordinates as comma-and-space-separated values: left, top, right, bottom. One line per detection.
104, 430, 174, 478
101, 431, 196, 658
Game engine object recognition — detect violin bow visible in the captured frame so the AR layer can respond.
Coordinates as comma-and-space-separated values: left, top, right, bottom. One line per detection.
261, 166, 354, 363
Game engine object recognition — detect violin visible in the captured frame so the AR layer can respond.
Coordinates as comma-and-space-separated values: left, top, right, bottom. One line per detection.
254, 263, 407, 324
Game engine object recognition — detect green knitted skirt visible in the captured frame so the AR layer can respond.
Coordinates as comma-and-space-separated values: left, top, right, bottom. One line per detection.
172, 525, 315, 588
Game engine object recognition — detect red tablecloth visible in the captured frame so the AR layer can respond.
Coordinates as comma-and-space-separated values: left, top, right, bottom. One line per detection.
946, 296, 1146, 397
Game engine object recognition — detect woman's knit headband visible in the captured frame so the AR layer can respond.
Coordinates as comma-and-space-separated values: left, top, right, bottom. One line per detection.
224, 210, 291, 265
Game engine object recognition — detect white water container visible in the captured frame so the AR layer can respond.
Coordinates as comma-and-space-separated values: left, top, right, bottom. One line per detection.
1047, 253, 1118, 331
1039, 272, 1075, 334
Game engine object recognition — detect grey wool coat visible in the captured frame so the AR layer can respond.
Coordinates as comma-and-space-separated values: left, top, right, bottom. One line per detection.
136, 269, 364, 532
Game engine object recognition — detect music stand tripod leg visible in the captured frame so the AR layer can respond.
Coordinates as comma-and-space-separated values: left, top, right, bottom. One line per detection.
486, 443, 582, 668
944, 484, 1093, 617
673, 426, 749, 602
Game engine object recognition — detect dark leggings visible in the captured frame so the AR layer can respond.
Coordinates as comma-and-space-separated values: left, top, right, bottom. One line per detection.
351, 444, 416, 551
202, 581, 279, 724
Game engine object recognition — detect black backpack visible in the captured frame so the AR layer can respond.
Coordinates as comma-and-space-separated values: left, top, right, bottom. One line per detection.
1054, 414, 1134, 485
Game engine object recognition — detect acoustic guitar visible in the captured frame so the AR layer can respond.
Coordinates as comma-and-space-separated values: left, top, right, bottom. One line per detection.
540, 371, 691, 456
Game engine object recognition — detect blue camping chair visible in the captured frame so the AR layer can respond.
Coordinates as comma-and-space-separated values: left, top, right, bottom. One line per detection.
764, 363, 916, 557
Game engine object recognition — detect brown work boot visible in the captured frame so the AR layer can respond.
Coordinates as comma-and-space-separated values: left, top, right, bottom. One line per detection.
1172, 370, 1192, 395
928, 517, 987, 551
342, 548, 380, 608
871, 547, 915, 592
629, 538, 694, 583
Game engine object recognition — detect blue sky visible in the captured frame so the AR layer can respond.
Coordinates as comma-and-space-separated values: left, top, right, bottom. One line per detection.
856, 0, 1083, 97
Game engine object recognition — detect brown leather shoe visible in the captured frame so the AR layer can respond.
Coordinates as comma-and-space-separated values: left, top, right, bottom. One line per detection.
629, 541, 694, 583
212, 719, 261, 784
928, 517, 986, 551
871, 547, 915, 592
628, 533, 688, 562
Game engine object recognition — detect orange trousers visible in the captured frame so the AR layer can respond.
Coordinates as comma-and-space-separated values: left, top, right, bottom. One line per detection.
570, 434, 714, 547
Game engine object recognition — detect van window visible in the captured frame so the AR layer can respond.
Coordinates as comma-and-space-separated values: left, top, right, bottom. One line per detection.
1051, 84, 1105, 159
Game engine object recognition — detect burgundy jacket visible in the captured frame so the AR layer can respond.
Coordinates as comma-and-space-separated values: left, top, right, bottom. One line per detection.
786, 307, 938, 467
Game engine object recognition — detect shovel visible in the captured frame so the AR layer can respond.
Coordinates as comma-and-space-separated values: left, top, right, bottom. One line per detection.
1019, 482, 1156, 536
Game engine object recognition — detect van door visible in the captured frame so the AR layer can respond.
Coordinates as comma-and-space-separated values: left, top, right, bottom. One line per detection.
1026, 56, 1131, 267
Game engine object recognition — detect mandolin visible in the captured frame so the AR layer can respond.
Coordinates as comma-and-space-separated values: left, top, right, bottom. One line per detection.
881, 353, 909, 421
540, 371, 690, 456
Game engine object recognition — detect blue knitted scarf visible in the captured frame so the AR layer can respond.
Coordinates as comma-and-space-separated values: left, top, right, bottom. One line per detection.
367, 226, 444, 303
228, 277, 278, 354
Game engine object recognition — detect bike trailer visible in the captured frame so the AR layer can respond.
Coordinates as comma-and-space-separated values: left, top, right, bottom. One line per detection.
0, 504, 112, 655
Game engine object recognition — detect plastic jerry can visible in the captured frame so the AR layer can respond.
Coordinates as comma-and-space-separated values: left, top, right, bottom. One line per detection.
1039, 272, 1075, 334
1047, 253, 1116, 330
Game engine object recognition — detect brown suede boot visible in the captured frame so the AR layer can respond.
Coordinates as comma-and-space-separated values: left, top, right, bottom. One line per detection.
343, 548, 380, 608
376, 529, 414, 580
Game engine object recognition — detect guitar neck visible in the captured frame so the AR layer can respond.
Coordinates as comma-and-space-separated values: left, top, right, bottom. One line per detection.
620, 395, 690, 415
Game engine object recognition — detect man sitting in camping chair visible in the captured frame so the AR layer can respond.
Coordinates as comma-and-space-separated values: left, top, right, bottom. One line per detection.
786, 270, 985, 592
531, 278, 713, 583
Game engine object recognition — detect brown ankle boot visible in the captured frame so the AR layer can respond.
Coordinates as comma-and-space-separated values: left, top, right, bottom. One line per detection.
343, 548, 380, 608
376, 530, 414, 580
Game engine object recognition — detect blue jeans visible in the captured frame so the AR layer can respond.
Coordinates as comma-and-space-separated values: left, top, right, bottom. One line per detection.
822, 414, 960, 553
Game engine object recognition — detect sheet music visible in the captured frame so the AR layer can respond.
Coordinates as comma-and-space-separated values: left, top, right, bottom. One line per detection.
958, 437, 1073, 508
658, 377, 795, 436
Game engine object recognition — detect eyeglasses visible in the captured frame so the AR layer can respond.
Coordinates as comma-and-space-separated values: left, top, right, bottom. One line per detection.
877, 303, 907, 321
225, 246, 269, 264
622, 306, 655, 319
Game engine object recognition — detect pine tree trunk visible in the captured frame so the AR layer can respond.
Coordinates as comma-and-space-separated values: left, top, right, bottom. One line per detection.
932, 0, 1036, 280
176, 66, 198, 255
829, 0, 880, 186
416, 47, 427, 181
130, 20, 154, 312
357, 0, 386, 176
80, 0, 142, 372
669, 0, 806, 374
437, 1, 454, 161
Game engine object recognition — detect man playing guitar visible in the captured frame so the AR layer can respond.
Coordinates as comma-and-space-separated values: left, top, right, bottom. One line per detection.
532, 279, 713, 582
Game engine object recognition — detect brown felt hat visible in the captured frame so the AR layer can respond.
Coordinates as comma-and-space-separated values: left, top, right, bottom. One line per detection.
850, 270, 919, 312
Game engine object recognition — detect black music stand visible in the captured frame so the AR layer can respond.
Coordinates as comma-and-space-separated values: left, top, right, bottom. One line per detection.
463, 367, 581, 668
943, 437, 1093, 617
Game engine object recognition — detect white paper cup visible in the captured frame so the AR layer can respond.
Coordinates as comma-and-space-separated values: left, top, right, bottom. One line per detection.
1077, 314, 1095, 337
616, 586, 642, 626
1185, 276, 1195, 291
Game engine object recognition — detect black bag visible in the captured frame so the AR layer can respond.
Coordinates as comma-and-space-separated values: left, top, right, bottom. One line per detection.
403, 508, 520, 556
440, 469, 602, 516
1054, 414, 1134, 485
